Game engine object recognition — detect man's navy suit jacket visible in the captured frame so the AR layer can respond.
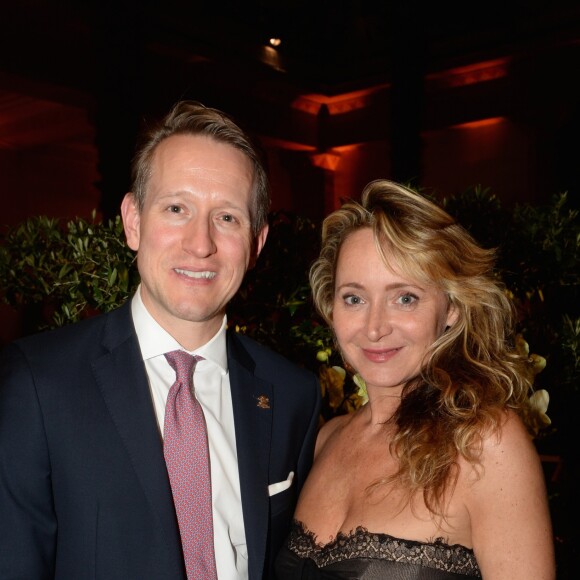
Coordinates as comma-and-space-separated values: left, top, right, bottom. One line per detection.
0, 301, 321, 579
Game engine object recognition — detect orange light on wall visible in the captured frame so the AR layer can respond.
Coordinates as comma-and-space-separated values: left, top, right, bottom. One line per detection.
309, 144, 361, 171
422, 114, 536, 205
427, 58, 510, 89
310, 151, 341, 170
259, 136, 316, 152
451, 116, 505, 130
291, 84, 389, 116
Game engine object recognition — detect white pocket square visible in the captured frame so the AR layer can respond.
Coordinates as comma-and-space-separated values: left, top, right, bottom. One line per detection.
268, 471, 294, 497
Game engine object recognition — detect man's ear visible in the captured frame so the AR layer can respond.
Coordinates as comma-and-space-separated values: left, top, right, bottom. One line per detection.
249, 224, 269, 269
121, 193, 141, 251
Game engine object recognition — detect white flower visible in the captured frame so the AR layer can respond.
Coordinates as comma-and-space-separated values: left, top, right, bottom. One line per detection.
353, 373, 368, 406
529, 389, 551, 428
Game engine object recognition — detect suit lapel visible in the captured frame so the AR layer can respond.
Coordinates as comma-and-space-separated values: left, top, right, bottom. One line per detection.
227, 332, 273, 580
91, 309, 273, 577
92, 303, 183, 563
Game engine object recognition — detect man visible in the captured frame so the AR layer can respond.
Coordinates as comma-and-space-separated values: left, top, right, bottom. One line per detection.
0, 101, 321, 579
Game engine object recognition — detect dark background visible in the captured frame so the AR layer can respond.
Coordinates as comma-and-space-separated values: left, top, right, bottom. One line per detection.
1, 0, 579, 226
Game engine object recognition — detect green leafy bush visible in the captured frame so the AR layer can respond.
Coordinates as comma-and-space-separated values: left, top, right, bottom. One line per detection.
443, 188, 580, 395
0, 212, 140, 329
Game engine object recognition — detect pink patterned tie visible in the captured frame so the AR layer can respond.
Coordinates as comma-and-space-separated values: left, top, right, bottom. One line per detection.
164, 350, 217, 580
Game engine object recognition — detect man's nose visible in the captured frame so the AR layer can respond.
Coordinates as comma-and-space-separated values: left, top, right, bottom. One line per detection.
182, 218, 217, 257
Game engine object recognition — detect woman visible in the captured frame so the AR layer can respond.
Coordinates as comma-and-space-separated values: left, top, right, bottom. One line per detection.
276, 180, 555, 579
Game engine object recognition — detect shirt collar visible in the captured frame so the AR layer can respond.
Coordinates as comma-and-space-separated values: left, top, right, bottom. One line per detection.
131, 284, 228, 372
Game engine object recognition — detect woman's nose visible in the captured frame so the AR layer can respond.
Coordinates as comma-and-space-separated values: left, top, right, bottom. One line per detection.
366, 304, 393, 341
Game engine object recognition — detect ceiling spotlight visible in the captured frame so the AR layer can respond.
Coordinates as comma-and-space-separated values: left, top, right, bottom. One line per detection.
269, 37, 282, 47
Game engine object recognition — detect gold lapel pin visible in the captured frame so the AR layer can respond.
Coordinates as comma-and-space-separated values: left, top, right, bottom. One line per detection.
256, 395, 270, 409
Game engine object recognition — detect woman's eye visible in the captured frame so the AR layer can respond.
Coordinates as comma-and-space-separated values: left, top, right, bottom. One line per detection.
168, 205, 182, 213
397, 293, 418, 306
344, 294, 363, 305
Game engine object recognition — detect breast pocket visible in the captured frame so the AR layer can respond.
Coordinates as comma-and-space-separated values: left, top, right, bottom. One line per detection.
269, 471, 295, 517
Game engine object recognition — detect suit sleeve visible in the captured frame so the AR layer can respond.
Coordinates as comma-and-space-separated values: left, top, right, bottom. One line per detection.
0, 343, 56, 579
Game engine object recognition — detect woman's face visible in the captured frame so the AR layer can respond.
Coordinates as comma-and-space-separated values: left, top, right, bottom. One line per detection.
332, 228, 457, 396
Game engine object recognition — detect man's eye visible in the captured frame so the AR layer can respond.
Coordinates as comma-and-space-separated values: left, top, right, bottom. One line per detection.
221, 214, 236, 223
168, 205, 181, 213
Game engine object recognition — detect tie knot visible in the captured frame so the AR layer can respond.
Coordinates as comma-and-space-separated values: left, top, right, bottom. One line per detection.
164, 350, 203, 384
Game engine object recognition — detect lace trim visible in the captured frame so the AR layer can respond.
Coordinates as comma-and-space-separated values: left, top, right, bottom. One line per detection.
288, 519, 482, 577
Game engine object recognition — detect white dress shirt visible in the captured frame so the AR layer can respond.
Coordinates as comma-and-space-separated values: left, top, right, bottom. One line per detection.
131, 286, 248, 579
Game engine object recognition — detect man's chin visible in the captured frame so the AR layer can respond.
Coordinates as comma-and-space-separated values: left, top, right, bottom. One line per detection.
171, 304, 225, 326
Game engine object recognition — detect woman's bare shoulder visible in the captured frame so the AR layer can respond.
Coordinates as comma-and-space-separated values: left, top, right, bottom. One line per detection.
482, 409, 537, 463
314, 413, 353, 458
456, 410, 540, 488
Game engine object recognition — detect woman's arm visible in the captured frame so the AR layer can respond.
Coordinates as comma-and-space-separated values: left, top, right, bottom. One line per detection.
466, 410, 555, 579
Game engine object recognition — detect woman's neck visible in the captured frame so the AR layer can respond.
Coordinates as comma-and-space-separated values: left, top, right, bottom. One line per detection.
364, 387, 402, 425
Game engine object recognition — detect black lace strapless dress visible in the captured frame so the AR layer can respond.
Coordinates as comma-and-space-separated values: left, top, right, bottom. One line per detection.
275, 520, 482, 579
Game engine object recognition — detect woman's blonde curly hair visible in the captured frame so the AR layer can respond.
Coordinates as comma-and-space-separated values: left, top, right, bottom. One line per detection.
309, 179, 533, 514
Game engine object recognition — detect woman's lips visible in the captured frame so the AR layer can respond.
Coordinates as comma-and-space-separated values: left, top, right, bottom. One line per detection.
362, 347, 402, 362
